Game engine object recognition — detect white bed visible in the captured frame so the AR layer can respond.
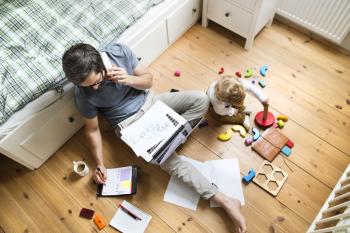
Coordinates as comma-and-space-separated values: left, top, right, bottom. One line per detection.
0, 0, 201, 169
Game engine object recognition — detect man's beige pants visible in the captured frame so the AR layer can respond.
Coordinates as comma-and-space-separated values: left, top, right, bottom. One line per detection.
115, 91, 218, 199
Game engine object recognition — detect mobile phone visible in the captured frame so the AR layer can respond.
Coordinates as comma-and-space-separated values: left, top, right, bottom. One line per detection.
101, 52, 112, 70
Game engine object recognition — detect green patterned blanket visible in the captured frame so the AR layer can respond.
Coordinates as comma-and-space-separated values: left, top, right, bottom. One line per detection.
0, 0, 163, 124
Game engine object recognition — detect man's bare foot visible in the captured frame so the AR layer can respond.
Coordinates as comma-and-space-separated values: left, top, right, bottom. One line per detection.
212, 192, 247, 233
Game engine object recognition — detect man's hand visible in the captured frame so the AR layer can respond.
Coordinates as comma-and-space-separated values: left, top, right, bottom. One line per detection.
106, 65, 131, 85
93, 165, 107, 184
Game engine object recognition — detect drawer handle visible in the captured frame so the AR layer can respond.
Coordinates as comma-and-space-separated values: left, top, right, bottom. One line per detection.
225, 12, 230, 17
68, 117, 75, 123
137, 57, 142, 61
192, 8, 197, 13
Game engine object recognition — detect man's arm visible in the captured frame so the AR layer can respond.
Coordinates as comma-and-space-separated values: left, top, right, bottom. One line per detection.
84, 116, 107, 184
106, 64, 153, 90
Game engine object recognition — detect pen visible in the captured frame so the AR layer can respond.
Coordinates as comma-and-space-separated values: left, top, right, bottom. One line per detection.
96, 167, 104, 179
118, 204, 142, 221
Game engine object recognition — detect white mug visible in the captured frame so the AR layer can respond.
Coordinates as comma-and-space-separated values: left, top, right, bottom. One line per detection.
73, 161, 89, 176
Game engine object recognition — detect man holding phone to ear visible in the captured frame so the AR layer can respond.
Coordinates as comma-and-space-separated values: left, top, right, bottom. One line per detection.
62, 43, 247, 233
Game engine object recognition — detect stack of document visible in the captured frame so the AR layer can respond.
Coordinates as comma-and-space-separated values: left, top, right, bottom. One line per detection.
121, 101, 188, 163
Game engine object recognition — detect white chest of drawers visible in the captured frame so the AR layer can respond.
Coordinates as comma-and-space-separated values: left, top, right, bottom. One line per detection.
202, 0, 279, 50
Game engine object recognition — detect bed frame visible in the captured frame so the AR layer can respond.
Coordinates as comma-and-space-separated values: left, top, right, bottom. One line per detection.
0, 0, 201, 169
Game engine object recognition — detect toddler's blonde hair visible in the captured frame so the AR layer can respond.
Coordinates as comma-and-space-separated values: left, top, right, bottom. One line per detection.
215, 75, 246, 107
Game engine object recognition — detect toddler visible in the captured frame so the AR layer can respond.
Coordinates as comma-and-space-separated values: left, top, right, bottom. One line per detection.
207, 75, 269, 129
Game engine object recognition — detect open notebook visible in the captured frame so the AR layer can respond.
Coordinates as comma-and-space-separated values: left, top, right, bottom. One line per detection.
120, 101, 194, 164
110, 200, 152, 233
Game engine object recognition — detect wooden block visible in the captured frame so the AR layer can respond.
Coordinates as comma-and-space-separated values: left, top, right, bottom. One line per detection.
245, 137, 253, 146
217, 129, 233, 141
253, 160, 288, 196
242, 169, 256, 183
79, 208, 95, 220
286, 139, 294, 148
232, 125, 247, 137
93, 214, 106, 230
277, 115, 288, 122
259, 65, 268, 77
277, 120, 284, 128
258, 80, 266, 88
252, 137, 280, 162
281, 146, 292, 157
252, 128, 260, 141
261, 128, 289, 149
245, 68, 253, 78
174, 70, 181, 77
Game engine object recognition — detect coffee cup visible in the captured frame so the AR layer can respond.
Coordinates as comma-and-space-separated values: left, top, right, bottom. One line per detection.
73, 161, 89, 176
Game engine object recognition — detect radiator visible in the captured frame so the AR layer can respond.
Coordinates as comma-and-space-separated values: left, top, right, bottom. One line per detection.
307, 164, 350, 233
276, 0, 350, 44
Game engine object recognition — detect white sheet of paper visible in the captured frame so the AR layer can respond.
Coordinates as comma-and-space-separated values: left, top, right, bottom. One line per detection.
208, 159, 245, 207
110, 200, 152, 233
163, 157, 245, 210
164, 176, 200, 210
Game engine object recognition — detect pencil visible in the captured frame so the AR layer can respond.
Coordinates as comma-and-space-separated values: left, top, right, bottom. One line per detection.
118, 204, 142, 221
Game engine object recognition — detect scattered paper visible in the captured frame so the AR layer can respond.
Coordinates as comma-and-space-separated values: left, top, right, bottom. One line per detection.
163, 157, 245, 210
164, 176, 200, 210
208, 159, 245, 207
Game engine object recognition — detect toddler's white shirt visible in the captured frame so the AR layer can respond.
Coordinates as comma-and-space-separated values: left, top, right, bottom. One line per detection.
207, 79, 268, 116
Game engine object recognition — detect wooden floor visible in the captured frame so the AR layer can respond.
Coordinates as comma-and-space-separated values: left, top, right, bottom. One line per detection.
1, 21, 350, 233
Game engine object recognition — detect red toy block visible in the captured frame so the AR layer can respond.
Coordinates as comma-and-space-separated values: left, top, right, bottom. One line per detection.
174, 70, 181, 77
235, 71, 241, 77
286, 139, 294, 148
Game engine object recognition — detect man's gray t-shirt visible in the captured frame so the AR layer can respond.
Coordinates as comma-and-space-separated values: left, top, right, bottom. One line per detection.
74, 43, 146, 128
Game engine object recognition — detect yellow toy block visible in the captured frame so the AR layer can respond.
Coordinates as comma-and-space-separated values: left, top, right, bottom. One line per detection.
277, 115, 288, 122
217, 129, 233, 141
232, 125, 247, 137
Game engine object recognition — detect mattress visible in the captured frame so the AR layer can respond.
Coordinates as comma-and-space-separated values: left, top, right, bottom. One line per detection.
0, 0, 174, 140
0, 0, 164, 125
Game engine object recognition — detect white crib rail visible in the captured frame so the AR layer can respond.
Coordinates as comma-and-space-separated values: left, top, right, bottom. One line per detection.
307, 164, 350, 233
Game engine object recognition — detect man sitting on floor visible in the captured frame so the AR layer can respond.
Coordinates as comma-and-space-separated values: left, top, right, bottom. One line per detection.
62, 43, 247, 233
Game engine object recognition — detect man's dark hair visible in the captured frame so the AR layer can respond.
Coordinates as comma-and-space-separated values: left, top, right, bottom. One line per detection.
62, 43, 105, 85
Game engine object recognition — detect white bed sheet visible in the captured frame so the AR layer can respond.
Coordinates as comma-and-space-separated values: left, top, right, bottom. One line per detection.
0, 0, 175, 140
